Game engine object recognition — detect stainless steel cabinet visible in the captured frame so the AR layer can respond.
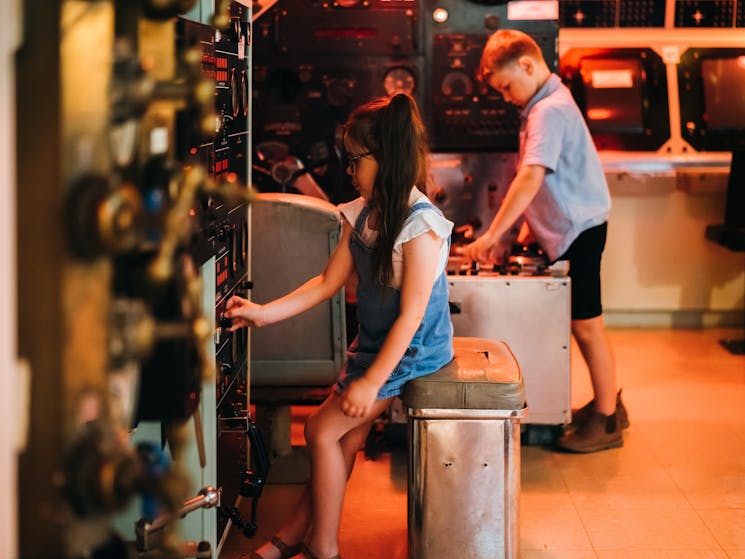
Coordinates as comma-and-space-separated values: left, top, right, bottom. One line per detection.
448, 275, 571, 425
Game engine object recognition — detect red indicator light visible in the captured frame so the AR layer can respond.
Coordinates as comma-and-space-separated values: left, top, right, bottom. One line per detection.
315, 28, 377, 39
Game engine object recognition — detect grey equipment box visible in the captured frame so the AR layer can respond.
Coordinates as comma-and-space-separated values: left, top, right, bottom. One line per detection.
402, 337, 526, 559
447, 274, 570, 425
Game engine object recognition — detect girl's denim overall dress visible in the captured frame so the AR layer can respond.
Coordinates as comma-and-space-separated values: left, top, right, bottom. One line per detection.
336, 201, 454, 400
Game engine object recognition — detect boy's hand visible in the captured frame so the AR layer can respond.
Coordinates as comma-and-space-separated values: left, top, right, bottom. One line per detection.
462, 233, 498, 263
223, 295, 265, 330
339, 376, 379, 418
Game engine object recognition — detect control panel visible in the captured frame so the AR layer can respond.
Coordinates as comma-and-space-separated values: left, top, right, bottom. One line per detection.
252, 0, 422, 202
422, 0, 558, 152
16, 1, 257, 557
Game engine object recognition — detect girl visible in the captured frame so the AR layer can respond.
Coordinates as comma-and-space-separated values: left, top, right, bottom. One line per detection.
225, 93, 454, 559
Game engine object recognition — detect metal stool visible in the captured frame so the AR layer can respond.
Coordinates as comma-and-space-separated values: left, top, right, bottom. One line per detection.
402, 337, 526, 559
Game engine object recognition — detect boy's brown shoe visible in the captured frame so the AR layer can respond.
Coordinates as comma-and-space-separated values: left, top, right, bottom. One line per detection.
568, 389, 629, 433
556, 410, 623, 453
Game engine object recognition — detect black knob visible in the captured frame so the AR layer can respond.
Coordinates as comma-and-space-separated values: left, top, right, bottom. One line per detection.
217, 223, 235, 241
484, 14, 500, 30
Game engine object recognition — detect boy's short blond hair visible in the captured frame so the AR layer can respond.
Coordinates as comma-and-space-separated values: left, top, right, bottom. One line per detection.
478, 29, 544, 81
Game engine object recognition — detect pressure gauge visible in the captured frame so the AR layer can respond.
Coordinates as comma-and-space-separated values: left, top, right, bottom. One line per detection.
230, 68, 241, 117
383, 67, 416, 97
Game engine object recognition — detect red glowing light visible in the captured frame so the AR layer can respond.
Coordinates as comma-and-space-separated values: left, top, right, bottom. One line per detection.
586, 108, 614, 120
315, 28, 377, 39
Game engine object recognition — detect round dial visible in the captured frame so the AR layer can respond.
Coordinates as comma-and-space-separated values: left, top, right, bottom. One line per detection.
383, 67, 416, 97
230, 68, 241, 117
325, 78, 356, 107
240, 70, 249, 117
441, 71, 473, 97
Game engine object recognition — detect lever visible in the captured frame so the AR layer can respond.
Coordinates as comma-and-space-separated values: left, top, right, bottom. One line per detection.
193, 407, 206, 468
136, 486, 221, 552
216, 416, 270, 540
217, 506, 257, 539
148, 165, 207, 283
239, 418, 270, 535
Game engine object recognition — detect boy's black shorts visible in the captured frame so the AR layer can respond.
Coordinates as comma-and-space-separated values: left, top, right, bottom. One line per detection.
556, 222, 607, 320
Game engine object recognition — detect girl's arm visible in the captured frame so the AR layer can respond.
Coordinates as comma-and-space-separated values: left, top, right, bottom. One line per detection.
225, 220, 355, 329
339, 229, 443, 417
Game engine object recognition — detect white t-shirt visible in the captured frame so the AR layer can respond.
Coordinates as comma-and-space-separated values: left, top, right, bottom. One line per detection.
339, 188, 453, 289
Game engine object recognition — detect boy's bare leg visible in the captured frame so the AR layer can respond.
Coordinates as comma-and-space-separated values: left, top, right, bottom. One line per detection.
571, 315, 617, 414
296, 393, 393, 558
557, 315, 622, 452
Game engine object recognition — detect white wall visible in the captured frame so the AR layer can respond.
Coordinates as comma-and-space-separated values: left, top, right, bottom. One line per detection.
603, 177, 744, 326
558, 27, 745, 326
0, 0, 20, 557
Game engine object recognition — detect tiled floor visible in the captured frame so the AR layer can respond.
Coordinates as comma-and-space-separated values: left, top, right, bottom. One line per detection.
224, 328, 745, 558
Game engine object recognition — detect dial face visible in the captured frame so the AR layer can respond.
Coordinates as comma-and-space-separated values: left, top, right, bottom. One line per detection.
230, 69, 241, 117
325, 78, 356, 107
241, 70, 249, 116
441, 71, 473, 97
383, 67, 416, 97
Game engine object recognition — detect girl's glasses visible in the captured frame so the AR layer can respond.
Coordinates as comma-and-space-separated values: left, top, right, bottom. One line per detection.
346, 151, 372, 172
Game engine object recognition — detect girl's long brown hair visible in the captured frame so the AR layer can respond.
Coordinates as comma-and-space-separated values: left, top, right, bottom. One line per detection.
344, 93, 429, 286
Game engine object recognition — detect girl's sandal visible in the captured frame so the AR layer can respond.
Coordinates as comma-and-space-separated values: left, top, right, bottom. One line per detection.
300, 544, 341, 559
250, 535, 304, 559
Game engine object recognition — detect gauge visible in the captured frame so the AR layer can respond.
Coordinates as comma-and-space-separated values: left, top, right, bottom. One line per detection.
441, 71, 473, 97
239, 219, 248, 268
240, 70, 249, 117
230, 225, 239, 276
230, 68, 241, 117
325, 78, 356, 107
383, 67, 416, 97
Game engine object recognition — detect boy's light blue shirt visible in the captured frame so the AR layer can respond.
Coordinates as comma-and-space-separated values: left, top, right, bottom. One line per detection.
518, 73, 611, 261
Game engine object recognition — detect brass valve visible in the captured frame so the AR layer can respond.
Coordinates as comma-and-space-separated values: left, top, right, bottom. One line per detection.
65, 173, 144, 260
211, 0, 232, 30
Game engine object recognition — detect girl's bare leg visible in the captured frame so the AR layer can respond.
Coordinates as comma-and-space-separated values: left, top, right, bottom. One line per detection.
254, 395, 388, 559
295, 393, 393, 558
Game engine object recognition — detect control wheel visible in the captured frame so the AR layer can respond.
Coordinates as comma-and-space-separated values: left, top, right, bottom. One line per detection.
253, 140, 341, 200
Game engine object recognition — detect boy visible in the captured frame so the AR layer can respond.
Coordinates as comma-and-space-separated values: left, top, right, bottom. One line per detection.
463, 29, 629, 452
